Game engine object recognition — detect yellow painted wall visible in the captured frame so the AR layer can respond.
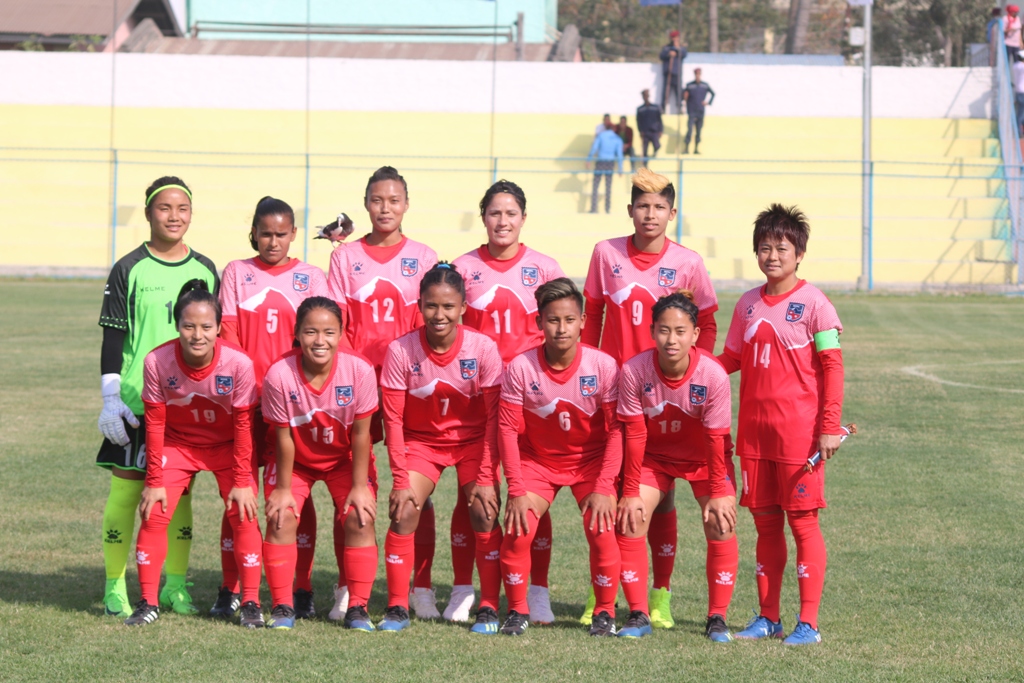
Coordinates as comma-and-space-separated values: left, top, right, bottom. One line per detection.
0, 104, 1008, 285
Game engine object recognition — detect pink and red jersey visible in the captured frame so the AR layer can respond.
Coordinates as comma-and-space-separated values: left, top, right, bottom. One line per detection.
261, 348, 378, 473
583, 236, 718, 364
618, 347, 731, 465
381, 326, 503, 445
452, 244, 565, 363
327, 235, 438, 368
219, 257, 328, 389
722, 280, 842, 464
500, 344, 619, 465
142, 340, 259, 447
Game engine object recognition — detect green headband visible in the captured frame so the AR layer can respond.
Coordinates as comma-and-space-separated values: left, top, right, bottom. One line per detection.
145, 184, 193, 207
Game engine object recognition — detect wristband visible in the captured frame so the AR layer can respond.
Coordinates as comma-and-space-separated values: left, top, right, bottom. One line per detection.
101, 373, 121, 398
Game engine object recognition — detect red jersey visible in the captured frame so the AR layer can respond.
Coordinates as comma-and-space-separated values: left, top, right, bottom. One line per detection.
618, 347, 731, 465
219, 257, 328, 390
582, 236, 718, 364
381, 326, 503, 446
142, 340, 258, 447
261, 348, 378, 473
452, 244, 565, 363
722, 280, 843, 464
327, 235, 438, 368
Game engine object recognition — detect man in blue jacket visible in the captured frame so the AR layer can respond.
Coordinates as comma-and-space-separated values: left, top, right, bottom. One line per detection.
587, 120, 624, 214
636, 89, 664, 167
683, 68, 715, 154
659, 30, 687, 113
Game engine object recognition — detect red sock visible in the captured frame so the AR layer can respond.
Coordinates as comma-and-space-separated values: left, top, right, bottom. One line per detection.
530, 511, 553, 587
788, 510, 826, 629
413, 504, 435, 589
706, 536, 739, 618
584, 510, 621, 617
474, 529, 503, 611
451, 488, 476, 586
647, 509, 677, 590
499, 511, 538, 614
617, 535, 649, 614
263, 541, 296, 608
219, 511, 239, 593
344, 544, 378, 608
333, 510, 347, 589
293, 496, 317, 593
229, 507, 263, 605
136, 513, 173, 605
752, 509, 787, 623
385, 530, 415, 608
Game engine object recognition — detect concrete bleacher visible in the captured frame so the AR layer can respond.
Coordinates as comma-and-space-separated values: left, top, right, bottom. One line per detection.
0, 104, 1013, 287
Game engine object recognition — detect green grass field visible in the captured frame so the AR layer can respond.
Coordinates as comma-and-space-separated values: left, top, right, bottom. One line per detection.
2, 279, 1023, 682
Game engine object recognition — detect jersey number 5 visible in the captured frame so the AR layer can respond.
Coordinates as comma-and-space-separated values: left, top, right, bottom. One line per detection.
267, 308, 279, 333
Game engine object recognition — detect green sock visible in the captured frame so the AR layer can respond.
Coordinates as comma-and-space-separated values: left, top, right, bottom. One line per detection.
165, 490, 193, 579
102, 477, 144, 581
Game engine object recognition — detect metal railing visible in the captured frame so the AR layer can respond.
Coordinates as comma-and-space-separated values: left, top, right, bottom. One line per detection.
994, 27, 1024, 284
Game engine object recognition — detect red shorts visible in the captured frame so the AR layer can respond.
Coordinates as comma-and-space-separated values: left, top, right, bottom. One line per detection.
521, 455, 605, 505
160, 442, 258, 496
406, 441, 489, 487
264, 459, 379, 515
640, 455, 737, 500
739, 457, 826, 511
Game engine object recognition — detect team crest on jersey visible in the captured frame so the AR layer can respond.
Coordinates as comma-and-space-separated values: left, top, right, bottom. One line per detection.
580, 375, 598, 397
292, 272, 310, 292
401, 258, 419, 277
521, 267, 539, 287
786, 302, 805, 322
658, 268, 677, 287
689, 384, 707, 405
460, 359, 478, 380
336, 386, 354, 407
216, 376, 233, 395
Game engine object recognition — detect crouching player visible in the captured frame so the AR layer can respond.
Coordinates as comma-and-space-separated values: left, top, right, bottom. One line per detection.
719, 204, 844, 646
498, 278, 623, 637
126, 280, 263, 627
616, 291, 738, 641
379, 263, 505, 634
260, 297, 379, 631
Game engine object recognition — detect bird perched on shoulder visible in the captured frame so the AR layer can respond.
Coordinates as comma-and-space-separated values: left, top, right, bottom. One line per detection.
315, 213, 355, 243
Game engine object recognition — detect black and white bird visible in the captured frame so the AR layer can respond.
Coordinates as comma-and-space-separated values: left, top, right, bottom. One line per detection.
315, 213, 355, 243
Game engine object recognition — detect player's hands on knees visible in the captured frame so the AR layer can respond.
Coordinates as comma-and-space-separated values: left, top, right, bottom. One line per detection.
345, 484, 377, 528
703, 495, 737, 535
819, 433, 842, 462
504, 495, 537, 537
388, 487, 419, 524
266, 488, 298, 530
139, 486, 167, 521
226, 486, 258, 523
581, 493, 616, 534
616, 496, 646, 535
466, 483, 501, 522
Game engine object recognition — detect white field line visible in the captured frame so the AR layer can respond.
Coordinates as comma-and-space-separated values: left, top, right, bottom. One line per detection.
900, 360, 1024, 394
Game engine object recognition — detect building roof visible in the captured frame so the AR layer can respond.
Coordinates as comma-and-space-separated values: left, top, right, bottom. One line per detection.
0, 0, 180, 37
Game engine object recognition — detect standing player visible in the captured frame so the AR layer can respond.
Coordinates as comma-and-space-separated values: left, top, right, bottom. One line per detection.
615, 291, 738, 641
260, 297, 379, 631
451, 180, 565, 624
378, 263, 504, 634
96, 176, 217, 618
581, 167, 719, 628
498, 278, 623, 637
215, 196, 328, 620
719, 204, 844, 646
125, 281, 263, 627
327, 166, 439, 619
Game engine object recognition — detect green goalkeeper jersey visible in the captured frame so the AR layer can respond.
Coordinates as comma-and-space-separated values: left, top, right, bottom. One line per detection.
99, 243, 219, 415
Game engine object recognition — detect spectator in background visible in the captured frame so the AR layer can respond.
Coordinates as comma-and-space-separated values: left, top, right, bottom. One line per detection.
660, 30, 687, 113
989, 7, 1003, 66
586, 120, 624, 214
595, 113, 613, 138
1006, 5, 1022, 64
1013, 51, 1024, 134
636, 89, 664, 167
617, 116, 637, 172
683, 68, 715, 155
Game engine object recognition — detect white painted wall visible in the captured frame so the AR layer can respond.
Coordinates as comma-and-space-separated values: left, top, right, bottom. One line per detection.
0, 51, 995, 118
